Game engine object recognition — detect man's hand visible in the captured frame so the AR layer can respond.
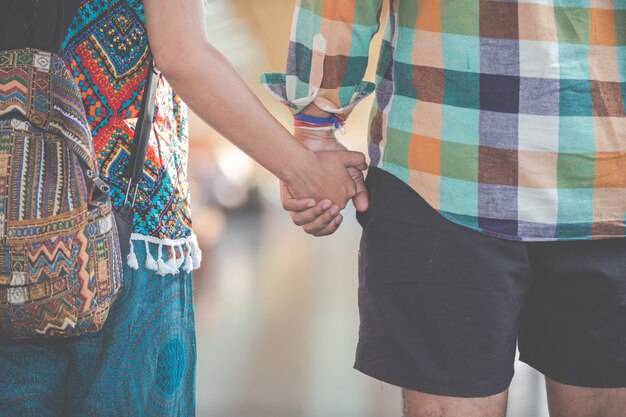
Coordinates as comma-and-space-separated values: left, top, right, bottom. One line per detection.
281, 126, 369, 236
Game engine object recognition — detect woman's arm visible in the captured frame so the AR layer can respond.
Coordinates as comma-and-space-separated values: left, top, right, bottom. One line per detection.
143, 0, 365, 208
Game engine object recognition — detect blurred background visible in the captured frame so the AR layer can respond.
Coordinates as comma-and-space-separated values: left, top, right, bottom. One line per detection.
190, 1, 550, 416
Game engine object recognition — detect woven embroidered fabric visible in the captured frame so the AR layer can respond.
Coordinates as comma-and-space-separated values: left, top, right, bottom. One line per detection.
0, 49, 123, 339
0, 243, 196, 416
59, 0, 193, 244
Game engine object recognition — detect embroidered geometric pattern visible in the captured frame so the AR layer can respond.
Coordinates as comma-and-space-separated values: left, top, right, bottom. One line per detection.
60, 0, 194, 244
0, 245, 196, 416
263, 0, 626, 241
0, 49, 122, 339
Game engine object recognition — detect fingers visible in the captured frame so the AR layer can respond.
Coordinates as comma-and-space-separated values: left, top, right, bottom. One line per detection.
280, 181, 342, 234
340, 151, 368, 171
283, 198, 316, 212
311, 213, 343, 237
300, 204, 342, 234
291, 200, 338, 226
280, 182, 316, 212
348, 167, 369, 212
352, 188, 369, 212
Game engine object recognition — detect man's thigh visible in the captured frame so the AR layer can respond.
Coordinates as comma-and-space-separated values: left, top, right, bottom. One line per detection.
355, 168, 533, 398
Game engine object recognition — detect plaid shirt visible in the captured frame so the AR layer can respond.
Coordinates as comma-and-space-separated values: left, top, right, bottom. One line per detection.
262, 0, 626, 241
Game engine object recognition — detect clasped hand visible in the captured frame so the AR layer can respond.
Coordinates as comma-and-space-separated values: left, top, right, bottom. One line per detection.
281, 128, 369, 237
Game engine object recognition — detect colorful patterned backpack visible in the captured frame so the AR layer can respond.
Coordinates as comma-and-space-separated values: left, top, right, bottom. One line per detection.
0, 46, 123, 339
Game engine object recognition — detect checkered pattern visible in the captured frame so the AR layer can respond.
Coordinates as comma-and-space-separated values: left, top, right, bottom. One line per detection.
262, 0, 626, 241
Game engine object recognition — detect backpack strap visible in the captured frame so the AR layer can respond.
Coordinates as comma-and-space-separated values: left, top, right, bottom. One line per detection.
123, 61, 158, 207
52, 0, 65, 53
1, 0, 21, 51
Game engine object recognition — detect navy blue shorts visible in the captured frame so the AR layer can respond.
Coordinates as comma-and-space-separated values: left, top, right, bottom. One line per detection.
354, 168, 626, 397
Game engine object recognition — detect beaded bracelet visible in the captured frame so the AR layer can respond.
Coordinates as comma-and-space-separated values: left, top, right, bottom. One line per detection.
294, 113, 346, 133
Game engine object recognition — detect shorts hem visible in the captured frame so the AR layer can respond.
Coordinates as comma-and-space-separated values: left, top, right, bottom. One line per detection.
354, 363, 512, 398
519, 355, 626, 389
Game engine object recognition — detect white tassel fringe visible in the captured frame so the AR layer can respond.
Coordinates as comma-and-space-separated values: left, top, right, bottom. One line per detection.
127, 240, 139, 270
183, 242, 194, 273
156, 244, 172, 276
126, 233, 202, 275
145, 240, 158, 271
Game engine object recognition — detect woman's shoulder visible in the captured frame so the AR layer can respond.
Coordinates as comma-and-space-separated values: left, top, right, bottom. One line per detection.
63, 0, 149, 59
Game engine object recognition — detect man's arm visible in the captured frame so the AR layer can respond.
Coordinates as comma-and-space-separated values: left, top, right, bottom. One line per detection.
263, 0, 383, 120
262, 0, 384, 236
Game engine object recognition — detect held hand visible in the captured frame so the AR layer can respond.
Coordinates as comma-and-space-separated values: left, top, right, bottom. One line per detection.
285, 149, 367, 209
294, 127, 369, 212
281, 149, 366, 236
281, 127, 369, 236
283, 162, 367, 236
281, 183, 344, 237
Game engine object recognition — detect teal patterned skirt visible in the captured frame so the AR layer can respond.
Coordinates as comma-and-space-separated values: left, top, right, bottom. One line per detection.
0, 242, 197, 417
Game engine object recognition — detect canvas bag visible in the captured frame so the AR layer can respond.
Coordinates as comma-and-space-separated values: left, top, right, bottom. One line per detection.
0, 5, 123, 339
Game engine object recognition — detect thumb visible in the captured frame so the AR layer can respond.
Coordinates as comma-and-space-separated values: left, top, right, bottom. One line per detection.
339, 151, 368, 171
349, 167, 369, 212
280, 181, 294, 201
281, 181, 316, 212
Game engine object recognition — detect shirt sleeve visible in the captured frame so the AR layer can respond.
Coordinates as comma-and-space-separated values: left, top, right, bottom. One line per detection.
261, 0, 384, 120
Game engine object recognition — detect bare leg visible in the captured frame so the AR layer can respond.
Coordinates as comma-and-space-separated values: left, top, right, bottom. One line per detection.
546, 378, 626, 417
402, 388, 508, 417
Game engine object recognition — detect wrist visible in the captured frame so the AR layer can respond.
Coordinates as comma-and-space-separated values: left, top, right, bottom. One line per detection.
294, 113, 345, 133
279, 147, 319, 191
293, 126, 344, 153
